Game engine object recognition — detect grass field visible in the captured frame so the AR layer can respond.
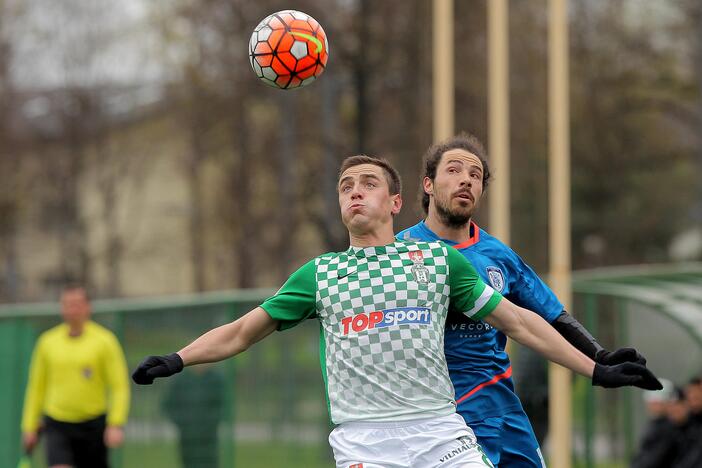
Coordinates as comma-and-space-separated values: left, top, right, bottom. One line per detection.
25, 443, 628, 468
25, 444, 629, 468
24, 436, 629, 468
28, 440, 334, 468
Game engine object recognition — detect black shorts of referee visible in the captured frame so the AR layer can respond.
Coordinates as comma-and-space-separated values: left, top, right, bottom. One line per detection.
44, 414, 109, 468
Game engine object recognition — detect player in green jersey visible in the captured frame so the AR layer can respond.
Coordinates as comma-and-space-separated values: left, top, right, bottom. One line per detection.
133, 155, 661, 468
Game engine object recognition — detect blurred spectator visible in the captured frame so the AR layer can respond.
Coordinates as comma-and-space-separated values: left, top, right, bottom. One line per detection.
162, 364, 225, 468
666, 387, 689, 425
672, 376, 702, 468
630, 379, 680, 468
20, 285, 130, 468
683, 376, 702, 416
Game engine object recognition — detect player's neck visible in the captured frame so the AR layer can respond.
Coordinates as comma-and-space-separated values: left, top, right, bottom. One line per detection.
348, 226, 396, 248
424, 214, 472, 244
67, 322, 86, 337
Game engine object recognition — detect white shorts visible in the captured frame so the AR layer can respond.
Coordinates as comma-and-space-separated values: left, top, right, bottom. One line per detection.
328, 413, 494, 468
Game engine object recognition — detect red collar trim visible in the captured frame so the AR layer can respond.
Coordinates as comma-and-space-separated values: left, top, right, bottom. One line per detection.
452, 221, 480, 249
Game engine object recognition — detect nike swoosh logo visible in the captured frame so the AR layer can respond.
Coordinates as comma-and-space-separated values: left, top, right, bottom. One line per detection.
289, 31, 323, 53
337, 270, 357, 279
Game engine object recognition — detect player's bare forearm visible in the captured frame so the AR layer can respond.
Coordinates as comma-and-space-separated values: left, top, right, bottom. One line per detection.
485, 300, 595, 378
178, 307, 278, 366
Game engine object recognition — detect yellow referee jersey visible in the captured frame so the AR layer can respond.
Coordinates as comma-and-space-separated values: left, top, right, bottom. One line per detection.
21, 321, 130, 432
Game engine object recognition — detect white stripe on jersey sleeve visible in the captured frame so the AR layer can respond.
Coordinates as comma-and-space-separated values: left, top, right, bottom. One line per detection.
463, 284, 496, 318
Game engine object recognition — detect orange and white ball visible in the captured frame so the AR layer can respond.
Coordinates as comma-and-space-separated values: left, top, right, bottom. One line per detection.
248, 10, 329, 89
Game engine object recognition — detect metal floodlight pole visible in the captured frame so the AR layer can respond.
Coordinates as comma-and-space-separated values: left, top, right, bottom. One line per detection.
488, 0, 510, 246
488, 0, 512, 356
548, 0, 573, 467
433, 0, 454, 141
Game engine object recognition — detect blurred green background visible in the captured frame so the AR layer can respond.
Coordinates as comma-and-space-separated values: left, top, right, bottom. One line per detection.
3, 268, 701, 467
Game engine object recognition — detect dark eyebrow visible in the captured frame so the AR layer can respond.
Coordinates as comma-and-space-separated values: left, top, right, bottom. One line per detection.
338, 176, 353, 189
446, 159, 483, 173
339, 173, 381, 188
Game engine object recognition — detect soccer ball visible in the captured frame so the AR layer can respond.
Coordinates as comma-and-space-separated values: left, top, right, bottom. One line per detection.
248, 10, 329, 89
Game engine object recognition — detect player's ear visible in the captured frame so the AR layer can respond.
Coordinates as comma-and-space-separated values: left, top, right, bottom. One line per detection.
422, 177, 433, 197
391, 194, 402, 216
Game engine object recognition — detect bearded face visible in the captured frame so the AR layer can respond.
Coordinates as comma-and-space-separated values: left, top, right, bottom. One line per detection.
425, 149, 484, 228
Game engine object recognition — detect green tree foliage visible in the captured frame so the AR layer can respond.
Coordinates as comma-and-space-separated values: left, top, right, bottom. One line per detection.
569, 0, 699, 267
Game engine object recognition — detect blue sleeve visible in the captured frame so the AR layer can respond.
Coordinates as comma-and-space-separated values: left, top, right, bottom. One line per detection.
505, 252, 563, 323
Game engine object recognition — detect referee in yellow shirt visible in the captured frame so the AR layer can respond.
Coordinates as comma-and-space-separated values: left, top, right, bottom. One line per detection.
21, 285, 130, 468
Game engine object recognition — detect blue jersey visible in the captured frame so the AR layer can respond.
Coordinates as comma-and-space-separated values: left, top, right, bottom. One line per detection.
397, 220, 563, 423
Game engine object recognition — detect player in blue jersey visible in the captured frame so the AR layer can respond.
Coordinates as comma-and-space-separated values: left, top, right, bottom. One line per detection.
397, 132, 651, 467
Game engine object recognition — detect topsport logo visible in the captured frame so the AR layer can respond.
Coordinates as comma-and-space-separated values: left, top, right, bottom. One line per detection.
341, 307, 431, 335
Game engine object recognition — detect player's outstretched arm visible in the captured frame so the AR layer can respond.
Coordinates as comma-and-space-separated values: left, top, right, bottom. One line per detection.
484, 299, 662, 390
178, 307, 278, 365
485, 300, 594, 377
132, 307, 278, 385
551, 311, 647, 366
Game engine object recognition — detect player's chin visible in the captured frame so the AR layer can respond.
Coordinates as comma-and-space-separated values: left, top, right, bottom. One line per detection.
343, 214, 367, 230
450, 203, 474, 218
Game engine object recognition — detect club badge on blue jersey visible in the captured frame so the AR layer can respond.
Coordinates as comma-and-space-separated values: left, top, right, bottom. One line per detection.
486, 266, 505, 292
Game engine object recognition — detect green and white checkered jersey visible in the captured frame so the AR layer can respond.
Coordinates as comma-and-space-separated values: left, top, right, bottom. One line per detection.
260, 240, 502, 424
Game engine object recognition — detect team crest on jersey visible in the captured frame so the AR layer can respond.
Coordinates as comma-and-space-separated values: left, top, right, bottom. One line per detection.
408, 250, 424, 262
408, 250, 430, 284
486, 266, 505, 292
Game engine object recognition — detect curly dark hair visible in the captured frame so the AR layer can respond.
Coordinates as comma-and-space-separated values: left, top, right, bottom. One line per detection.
420, 132, 491, 214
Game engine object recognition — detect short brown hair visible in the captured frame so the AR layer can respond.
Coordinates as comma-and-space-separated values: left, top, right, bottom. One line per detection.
338, 155, 402, 195
421, 132, 491, 214
62, 283, 90, 301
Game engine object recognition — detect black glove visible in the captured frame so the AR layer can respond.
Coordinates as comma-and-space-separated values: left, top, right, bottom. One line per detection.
132, 353, 183, 385
592, 362, 662, 390
595, 347, 646, 366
